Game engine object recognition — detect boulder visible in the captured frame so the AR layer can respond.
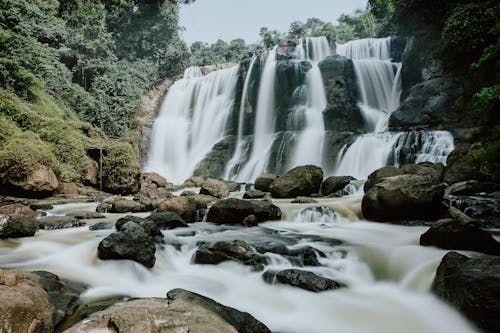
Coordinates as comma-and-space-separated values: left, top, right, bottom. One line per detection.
0, 204, 38, 238
142, 172, 169, 188
200, 179, 230, 199
432, 251, 500, 333
158, 196, 198, 222
420, 220, 500, 255
3, 164, 59, 198
82, 160, 98, 187
269, 165, 323, 198
362, 174, 446, 221
193, 136, 237, 179
444, 146, 489, 185
146, 211, 188, 229
38, 216, 85, 230
134, 186, 173, 210
89, 222, 114, 231
206, 198, 281, 225
0, 268, 57, 333
243, 189, 266, 199
254, 173, 278, 192
63, 289, 271, 333
255, 245, 326, 267
263, 269, 345, 292
291, 197, 319, 204
66, 211, 105, 219
400, 162, 444, 182
97, 221, 156, 268
276, 39, 297, 60
364, 166, 405, 192
321, 176, 355, 196
445, 180, 499, 196
109, 199, 146, 213
190, 194, 219, 208
115, 216, 163, 242
193, 240, 268, 269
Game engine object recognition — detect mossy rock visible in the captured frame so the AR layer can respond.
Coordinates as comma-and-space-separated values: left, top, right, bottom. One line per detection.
102, 142, 141, 195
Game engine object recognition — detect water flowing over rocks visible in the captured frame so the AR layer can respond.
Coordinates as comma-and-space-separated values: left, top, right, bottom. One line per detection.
115, 215, 164, 242
321, 176, 356, 196
63, 289, 271, 333
432, 252, 500, 333
269, 165, 323, 198
38, 216, 85, 230
206, 198, 281, 225
193, 240, 269, 269
0, 204, 38, 238
263, 269, 345, 292
97, 221, 156, 268
254, 173, 278, 192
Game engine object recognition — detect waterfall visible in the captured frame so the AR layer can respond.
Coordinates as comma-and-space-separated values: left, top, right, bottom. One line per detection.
235, 47, 278, 182
334, 38, 454, 178
145, 65, 239, 184
289, 37, 332, 169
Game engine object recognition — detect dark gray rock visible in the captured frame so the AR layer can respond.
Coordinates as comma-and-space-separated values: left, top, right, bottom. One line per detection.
39, 216, 85, 230
89, 222, 114, 231
206, 198, 281, 225
445, 180, 499, 196
97, 221, 156, 268
0, 204, 38, 238
256, 245, 326, 267
193, 136, 237, 179
243, 189, 266, 199
146, 211, 188, 229
432, 251, 500, 333
254, 173, 279, 192
115, 215, 163, 242
263, 269, 345, 292
193, 240, 268, 270
364, 166, 405, 192
321, 176, 355, 196
269, 165, 323, 198
67, 211, 105, 219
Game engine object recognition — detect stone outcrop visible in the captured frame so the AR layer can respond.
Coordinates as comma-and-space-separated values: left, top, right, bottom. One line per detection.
268, 165, 323, 198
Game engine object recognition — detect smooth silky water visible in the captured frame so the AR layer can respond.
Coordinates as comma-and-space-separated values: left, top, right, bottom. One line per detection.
0, 198, 479, 333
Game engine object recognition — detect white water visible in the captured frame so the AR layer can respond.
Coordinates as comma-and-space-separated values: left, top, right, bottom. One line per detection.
0, 200, 478, 333
146, 65, 239, 184
289, 37, 331, 170
235, 48, 278, 182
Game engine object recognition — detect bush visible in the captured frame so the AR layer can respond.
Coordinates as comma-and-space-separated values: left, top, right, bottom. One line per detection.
102, 142, 141, 194
0, 114, 20, 149
0, 131, 58, 181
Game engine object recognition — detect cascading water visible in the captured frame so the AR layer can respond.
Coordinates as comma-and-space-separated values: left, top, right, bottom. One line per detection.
145, 65, 239, 184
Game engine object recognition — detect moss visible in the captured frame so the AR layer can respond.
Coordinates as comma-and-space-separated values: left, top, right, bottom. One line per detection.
0, 131, 58, 181
0, 114, 20, 149
103, 142, 140, 184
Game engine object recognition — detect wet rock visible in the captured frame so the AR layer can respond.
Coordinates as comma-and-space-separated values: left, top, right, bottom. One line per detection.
134, 186, 173, 210
30, 203, 53, 211
276, 39, 297, 60
254, 173, 278, 192
432, 251, 500, 333
32, 271, 87, 327
63, 289, 271, 333
445, 195, 500, 226
182, 176, 206, 188
321, 176, 355, 196
89, 222, 114, 231
142, 172, 169, 188
362, 174, 446, 221
57, 182, 106, 197
66, 211, 105, 219
444, 146, 490, 185
291, 196, 319, 204
158, 196, 198, 222
364, 166, 405, 192
0, 268, 57, 332
193, 240, 268, 269
223, 180, 240, 193
190, 194, 219, 209
115, 216, 163, 242
256, 245, 325, 267
95, 202, 112, 213
3, 164, 59, 198
109, 199, 146, 213
243, 189, 266, 199
0, 204, 38, 238
242, 214, 258, 227
269, 165, 323, 198
445, 180, 499, 196
39, 216, 85, 230
193, 136, 237, 180
400, 162, 444, 182
207, 198, 281, 225
97, 221, 156, 268
146, 211, 188, 229
199, 179, 230, 199
420, 220, 500, 255
263, 269, 345, 292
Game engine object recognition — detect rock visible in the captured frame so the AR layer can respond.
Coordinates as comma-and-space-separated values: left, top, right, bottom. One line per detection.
291, 196, 319, 204
362, 174, 446, 221
89, 222, 114, 231
95, 202, 112, 213
97, 221, 156, 268
420, 220, 500, 255
134, 186, 173, 210
4, 164, 59, 198
243, 189, 266, 199
321, 176, 355, 196
32, 271, 87, 327
206, 198, 281, 225
448, 206, 474, 225
66, 211, 105, 219
102, 166, 141, 196
445, 180, 499, 196
158, 196, 198, 222
0, 204, 38, 238
146, 211, 188, 229
57, 182, 105, 197
364, 166, 405, 192
263, 269, 345, 292
445, 195, 500, 226
400, 162, 444, 182
109, 199, 145, 213
242, 214, 258, 226
256, 245, 326, 267
142, 172, 169, 188
444, 146, 490, 185
82, 160, 98, 187
432, 251, 500, 333
276, 39, 297, 60
38, 216, 85, 230
0, 268, 57, 333
30, 203, 53, 211
182, 176, 206, 188
269, 165, 323, 198
63, 289, 271, 333
193, 240, 268, 269
319, 55, 364, 132
190, 194, 219, 209
193, 136, 237, 180
115, 216, 163, 242
254, 173, 278, 192
223, 180, 240, 192
199, 179, 230, 199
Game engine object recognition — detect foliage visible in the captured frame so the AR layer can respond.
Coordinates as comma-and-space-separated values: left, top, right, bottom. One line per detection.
190, 39, 251, 66
0, 131, 58, 181
103, 142, 141, 184
0, 114, 20, 149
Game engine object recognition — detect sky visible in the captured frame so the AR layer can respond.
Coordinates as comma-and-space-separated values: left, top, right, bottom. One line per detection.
179, 0, 368, 45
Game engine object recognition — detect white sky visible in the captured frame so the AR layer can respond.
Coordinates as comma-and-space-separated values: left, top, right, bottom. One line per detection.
179, 0, 368, 44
